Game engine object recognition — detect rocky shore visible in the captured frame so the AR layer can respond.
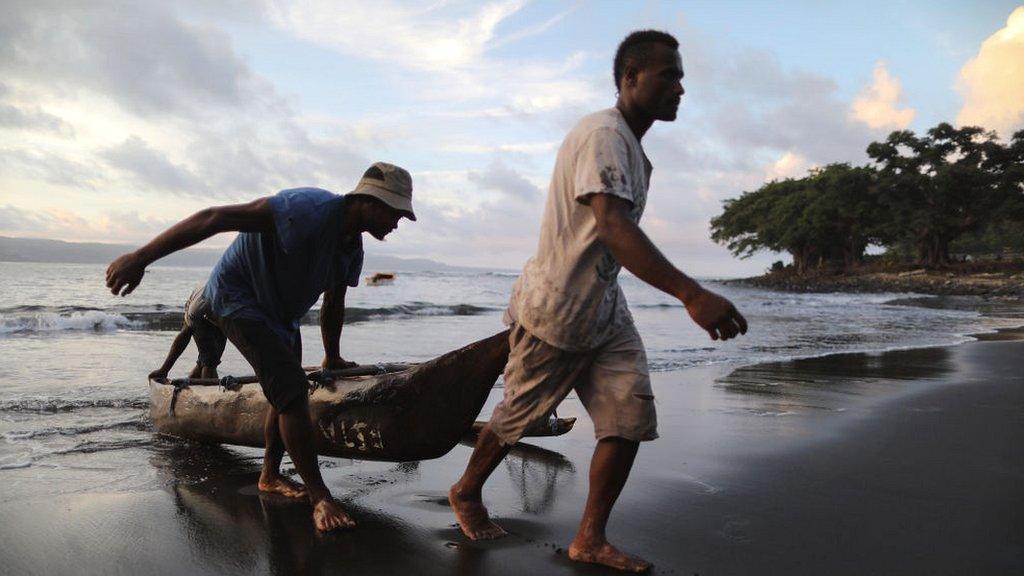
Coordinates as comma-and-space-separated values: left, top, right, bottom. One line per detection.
726, 265, 1024, 299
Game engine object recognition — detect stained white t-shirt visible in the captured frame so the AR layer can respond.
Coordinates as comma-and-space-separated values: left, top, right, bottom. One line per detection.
505, 107, 652, 351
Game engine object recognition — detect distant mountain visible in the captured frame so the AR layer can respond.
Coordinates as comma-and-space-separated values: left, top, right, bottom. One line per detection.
0, 235, 496, 273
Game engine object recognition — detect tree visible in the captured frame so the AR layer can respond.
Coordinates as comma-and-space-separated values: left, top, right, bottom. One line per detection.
802, 164, 880, 269
710, 164, 879, 273
867, 123, 1011, 267
711, 177, 820, 273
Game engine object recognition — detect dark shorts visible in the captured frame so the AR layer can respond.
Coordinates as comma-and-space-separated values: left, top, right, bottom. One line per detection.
190, 318, 227, 368
184, 290, 226, 368
212, 315, 306, 413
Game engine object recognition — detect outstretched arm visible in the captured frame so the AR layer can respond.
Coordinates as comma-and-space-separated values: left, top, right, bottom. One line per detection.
106, 198, 275, 296
149, 325, 194, 380
320, 286, 357, 369
590, 193, 748, 341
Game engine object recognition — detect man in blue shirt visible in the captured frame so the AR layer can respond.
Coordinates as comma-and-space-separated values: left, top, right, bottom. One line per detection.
107, 162, 416, 532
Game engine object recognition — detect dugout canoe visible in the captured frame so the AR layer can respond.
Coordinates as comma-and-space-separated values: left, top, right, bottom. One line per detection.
151, 330, 513, 462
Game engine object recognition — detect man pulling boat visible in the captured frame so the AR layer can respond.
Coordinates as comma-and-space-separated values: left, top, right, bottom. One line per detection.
106, 162, 416, 532
448, 30, 748, 573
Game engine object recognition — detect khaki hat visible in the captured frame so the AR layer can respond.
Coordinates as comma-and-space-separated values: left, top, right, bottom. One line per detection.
350, 162, 416, 221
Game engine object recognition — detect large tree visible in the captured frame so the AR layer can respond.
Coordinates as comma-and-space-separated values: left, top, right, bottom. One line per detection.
710, 164, 879, 273
802, 163, 880, 269
866, 123, 1013, 267
710, 177, 819, 273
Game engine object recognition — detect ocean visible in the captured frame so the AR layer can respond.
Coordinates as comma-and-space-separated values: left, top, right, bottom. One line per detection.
0, 260, 1021, 486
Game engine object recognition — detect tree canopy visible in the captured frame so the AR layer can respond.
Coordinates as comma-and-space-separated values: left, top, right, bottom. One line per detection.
710, 123, 1024, 272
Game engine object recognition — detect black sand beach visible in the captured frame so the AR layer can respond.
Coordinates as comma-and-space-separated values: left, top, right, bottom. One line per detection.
1, 338, 1021, 575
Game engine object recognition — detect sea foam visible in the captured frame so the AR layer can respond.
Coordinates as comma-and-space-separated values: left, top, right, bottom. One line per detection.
0, 310, 139, 335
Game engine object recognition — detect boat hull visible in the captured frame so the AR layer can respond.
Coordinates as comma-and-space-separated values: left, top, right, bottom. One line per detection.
150, 330, 511, 461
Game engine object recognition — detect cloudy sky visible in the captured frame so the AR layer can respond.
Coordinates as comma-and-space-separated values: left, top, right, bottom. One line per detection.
2, 1, 1022, 277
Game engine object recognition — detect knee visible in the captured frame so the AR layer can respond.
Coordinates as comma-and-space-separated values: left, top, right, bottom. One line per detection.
278, 392, 310, 416
597, 436, 640, 449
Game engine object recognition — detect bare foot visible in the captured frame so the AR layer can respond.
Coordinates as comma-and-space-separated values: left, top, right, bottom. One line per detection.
448, 485, 507, 540
312, 497, 356, 532
568, 540, 651, 573
258, 475, 308, 499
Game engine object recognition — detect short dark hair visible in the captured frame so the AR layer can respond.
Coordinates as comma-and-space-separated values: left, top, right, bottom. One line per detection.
613, 30, 679, 89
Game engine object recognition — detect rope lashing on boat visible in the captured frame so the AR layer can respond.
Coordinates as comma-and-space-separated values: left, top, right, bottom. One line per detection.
308, 362, 411, 389
219, 375, 242, 392
167, 379, 189, 417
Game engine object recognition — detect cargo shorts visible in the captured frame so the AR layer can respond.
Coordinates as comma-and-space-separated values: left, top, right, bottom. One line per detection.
489, 321, 658, 445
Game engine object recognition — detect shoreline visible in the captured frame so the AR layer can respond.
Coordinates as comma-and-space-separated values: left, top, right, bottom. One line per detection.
2, 337, 1023, 574
724, 266, 1024, 298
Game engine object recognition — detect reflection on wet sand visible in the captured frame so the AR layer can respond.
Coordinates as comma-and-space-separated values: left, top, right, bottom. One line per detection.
502, 443, 576, 514
715, 346, 955, 415
154, 446, 432, 575
147, 436, 577, 575
457, 433, 577, 515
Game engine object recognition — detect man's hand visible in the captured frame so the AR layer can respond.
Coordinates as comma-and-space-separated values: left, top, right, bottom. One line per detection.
148, 368, 168, 381
106, 252, 147, 296
684, 288, 748, 341
321, 356, 358, 371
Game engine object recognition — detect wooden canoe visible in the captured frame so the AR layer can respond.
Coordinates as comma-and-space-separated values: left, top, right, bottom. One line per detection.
151, 330, 514, 462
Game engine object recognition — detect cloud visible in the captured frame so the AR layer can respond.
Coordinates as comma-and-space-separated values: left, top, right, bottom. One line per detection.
0, 203, 191, 245
441, 141, 559, 155
269, 0, 528, 72
957, 6, 1024, 136
468, 159, 542, 200
266, 0, 598, 115
765, 151, 814, 181
102, 136, 205, 193
0, 204, 89, 237
690, 48, 878, 166
0, 103, 73, 136
0, 148, 99, 188
93, 210, 183, 242
0, 1, 274, 120
0, 0, 369, 204
0, 204, 55, 235
850, 62, 915, 130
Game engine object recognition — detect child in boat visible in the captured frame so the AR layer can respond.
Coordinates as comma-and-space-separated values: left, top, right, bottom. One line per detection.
148, 284, 227, 380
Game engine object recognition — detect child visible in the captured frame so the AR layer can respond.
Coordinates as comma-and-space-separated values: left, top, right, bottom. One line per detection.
149, 284, 227, 380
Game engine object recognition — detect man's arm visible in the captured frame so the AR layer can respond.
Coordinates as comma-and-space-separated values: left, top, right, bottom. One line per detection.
106, 198, 275, 296
590, 193, 747, 341
149, 325, 194, 380
320, 286, 357, 369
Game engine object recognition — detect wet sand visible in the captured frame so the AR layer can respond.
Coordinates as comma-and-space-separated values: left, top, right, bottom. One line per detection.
1, 339, 1022, 575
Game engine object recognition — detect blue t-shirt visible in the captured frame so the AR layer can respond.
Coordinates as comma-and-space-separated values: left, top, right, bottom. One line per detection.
204, 188, 363, 344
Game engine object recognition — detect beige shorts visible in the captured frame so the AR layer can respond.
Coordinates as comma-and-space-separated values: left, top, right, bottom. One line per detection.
489, 321, 658, 445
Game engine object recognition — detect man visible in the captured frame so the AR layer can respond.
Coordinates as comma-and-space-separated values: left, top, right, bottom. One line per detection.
448, 31, 747, 572
148, 283, 227, 381
107, 162, 416, 532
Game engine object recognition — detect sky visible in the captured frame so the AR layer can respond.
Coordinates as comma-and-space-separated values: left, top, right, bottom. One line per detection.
1, 0, 1022, 277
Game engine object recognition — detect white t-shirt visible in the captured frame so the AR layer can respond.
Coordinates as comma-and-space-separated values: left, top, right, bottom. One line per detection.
505, 107, 652, 351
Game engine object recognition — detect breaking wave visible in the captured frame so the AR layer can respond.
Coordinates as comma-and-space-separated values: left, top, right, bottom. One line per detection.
0, 302, 498, 335
3, 414, 148, 441
0, 307, 140, 334
0, 397, 149, 413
